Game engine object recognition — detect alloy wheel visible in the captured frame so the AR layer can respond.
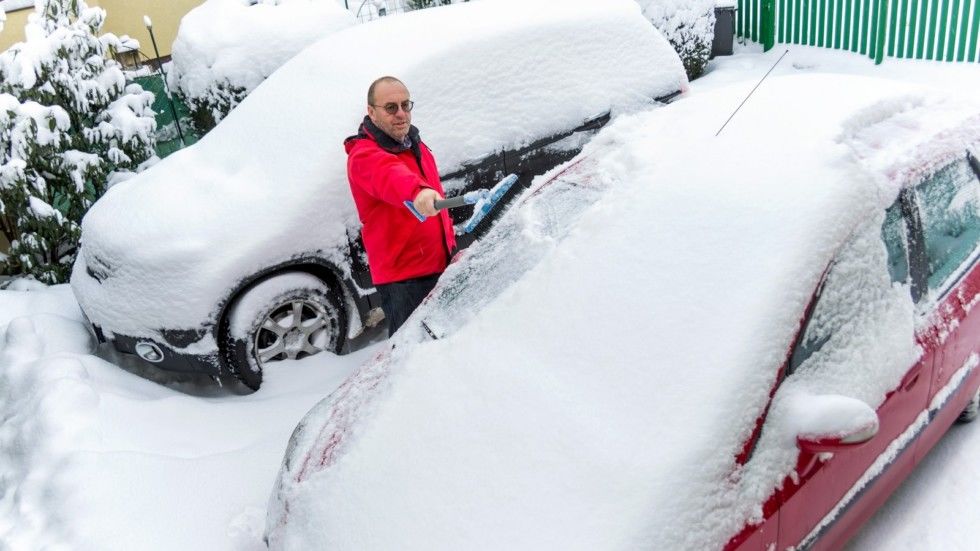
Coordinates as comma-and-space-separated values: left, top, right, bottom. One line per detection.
253, 298, 337, 367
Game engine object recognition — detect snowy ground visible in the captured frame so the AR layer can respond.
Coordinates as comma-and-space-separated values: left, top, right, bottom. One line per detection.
1, 45, 979, 550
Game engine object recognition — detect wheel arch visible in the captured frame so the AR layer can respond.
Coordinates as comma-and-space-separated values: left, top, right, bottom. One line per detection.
213, 257, 372, 374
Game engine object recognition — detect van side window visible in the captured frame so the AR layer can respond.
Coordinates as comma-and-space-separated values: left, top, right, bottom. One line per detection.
915, 159, 980, 291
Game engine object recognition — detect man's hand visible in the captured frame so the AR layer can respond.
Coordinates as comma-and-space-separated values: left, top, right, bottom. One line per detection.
413, 188, 442, 217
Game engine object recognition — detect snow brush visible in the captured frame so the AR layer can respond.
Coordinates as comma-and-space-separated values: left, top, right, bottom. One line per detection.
404, 173, 518, 234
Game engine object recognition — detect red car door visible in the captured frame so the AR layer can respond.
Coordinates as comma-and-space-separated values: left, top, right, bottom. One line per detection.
910, 155, 980, 461
775, 195, 932, 550
776, 154, 980, 549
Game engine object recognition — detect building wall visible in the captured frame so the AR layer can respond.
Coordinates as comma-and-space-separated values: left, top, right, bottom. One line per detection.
0, 6, 31, 52
1, 0, 204, 57
99, 0, 204, 61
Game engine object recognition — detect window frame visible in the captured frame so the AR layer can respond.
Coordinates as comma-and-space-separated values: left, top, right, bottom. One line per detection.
909, 152, 980, 303
787, 190, 922, 377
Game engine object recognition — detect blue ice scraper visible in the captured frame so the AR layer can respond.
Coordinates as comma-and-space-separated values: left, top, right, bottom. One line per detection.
404, 173, 518, 235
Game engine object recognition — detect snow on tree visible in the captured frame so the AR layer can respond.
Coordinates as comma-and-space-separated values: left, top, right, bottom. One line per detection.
405, 0, 455, 10
0, 0, 157, 284
637, 0, 715, 80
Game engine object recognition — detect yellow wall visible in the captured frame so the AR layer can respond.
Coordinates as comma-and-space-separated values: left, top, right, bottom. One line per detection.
100, 0, 205, 60
1, 0, 204, 57
0, 7, 31, 52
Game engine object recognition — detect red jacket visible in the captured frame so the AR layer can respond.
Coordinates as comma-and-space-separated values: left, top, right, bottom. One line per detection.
344, 117, 456, 285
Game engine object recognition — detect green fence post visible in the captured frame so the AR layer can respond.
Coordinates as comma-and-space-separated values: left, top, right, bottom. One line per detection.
860, 0, 871, 54
757, 0, 764, 43
945, 0, 961, 61
888, 0, 901, 57
936, 0, 952, 60
916, 0, 929, 59
898, 0, 912, 57
763, 0, 777, 49
969, 0, 980, 62
834, 0, 844, 50
869, 0, 880, 58
802, 0, 810, 44
817, 0, 826, 47
955, 0, 970, 61
779, 0, 788, 43
874, 0, 889, 63
926, 0, 941, 59
738, 0, 746, 40
795, 0, 803, 44
809, 0, 818, 44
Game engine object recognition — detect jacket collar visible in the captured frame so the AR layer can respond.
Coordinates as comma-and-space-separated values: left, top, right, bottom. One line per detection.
353, 115, 421, 154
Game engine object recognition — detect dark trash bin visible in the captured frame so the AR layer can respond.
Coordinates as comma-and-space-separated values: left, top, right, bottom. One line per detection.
712, 3, 736, 58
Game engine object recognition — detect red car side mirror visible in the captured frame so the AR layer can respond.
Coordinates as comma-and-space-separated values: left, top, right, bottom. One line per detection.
797, 420, 878, 454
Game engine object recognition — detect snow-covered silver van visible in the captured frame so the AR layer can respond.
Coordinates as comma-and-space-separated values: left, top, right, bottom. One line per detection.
71, 0, 687, 390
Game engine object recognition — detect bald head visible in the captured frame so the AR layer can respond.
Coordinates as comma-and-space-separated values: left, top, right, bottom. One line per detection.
366, 76, 413, 142
367, 76, 405, 105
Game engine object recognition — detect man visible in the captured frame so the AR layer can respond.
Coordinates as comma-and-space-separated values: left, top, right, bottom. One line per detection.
344, 76, 456, 336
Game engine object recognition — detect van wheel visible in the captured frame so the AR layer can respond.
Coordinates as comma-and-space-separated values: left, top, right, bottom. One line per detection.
223, 272, 345, 391
958, 388, 979, 423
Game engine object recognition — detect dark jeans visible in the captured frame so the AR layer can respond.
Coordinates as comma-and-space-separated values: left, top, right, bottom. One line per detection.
375, 273, 440, 336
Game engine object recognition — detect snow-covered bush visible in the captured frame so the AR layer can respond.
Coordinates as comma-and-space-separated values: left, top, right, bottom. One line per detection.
0, 0, 157, 284
405, 0, 454, 9
168, 0, 354, 135
637, 0, 715, 79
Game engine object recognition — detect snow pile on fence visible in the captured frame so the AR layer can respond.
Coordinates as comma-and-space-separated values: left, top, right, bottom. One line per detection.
168, 0, 354, 132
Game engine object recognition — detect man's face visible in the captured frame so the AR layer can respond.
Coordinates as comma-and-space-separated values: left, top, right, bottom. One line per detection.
368, 81, 412, 142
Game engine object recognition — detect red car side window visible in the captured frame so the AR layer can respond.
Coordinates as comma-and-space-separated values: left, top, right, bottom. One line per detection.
914, 158, 980, 293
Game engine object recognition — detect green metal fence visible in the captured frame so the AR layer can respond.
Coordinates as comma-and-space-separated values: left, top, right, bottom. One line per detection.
131, 74, 199, 158
738, 0, 980, 63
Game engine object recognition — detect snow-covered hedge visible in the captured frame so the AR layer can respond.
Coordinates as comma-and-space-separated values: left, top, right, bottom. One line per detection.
0, 0, 156, 283
637, 0, 716, 79
168, 0, 354, 134
404, 0, 455, 8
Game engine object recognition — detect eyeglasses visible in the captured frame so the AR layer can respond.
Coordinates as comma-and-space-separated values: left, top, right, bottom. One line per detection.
372, 100, 414, 115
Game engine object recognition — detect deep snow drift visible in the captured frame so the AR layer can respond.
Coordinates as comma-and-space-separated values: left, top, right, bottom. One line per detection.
0, 284, 378, 550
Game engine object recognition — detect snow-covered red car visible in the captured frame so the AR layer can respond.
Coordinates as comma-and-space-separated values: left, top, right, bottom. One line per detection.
70, 0, 687, 390
265, 75, 980, 549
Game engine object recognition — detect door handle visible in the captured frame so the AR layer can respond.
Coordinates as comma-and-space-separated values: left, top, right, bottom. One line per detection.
901, 368, 922, 392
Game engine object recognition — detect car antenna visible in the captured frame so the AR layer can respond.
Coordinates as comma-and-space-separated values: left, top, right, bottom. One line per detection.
715, 49, 790, 137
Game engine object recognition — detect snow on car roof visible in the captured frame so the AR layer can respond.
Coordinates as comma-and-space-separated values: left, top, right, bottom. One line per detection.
266, 74, 980, 549
169, 0, 354, 100
76, 0, 687, 338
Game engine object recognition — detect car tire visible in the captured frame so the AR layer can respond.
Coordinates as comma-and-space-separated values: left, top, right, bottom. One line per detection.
958, 388, 979, 423
222, 272, 346, 391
